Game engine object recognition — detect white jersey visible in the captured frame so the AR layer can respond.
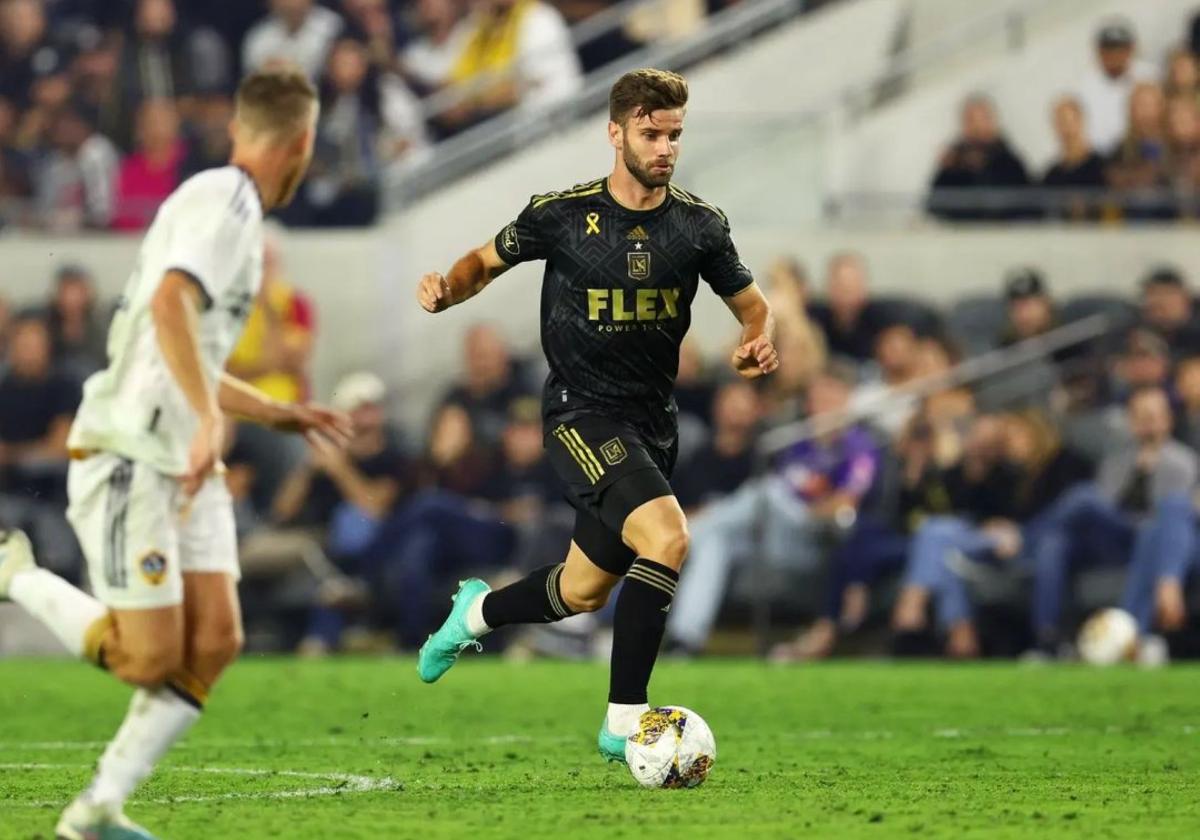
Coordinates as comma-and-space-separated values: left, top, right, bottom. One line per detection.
68, 166, 264, 476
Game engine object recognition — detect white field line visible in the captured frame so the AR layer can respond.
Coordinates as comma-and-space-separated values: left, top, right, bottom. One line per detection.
1, 725, 1197, 755
2, 763, 398, 807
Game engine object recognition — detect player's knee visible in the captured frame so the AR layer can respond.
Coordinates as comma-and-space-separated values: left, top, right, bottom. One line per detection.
119, 643, 185, 688
639, 521, 690, 569
191, 623, 244, 672
560, 577, 612, 613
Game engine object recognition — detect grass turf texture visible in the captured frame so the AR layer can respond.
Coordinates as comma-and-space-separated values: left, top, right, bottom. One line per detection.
0, 659, 1197, 839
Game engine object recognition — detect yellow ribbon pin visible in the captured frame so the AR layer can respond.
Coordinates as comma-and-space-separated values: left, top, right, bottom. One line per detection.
585, 212, 601, 235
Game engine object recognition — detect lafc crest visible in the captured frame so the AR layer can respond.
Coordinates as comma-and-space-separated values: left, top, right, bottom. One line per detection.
627, 252, 651, 281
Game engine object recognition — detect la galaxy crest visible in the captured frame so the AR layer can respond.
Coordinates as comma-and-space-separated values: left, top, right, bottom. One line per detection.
139, 551, 168, 586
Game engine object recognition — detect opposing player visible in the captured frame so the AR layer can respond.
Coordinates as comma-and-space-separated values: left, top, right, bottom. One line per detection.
0, 67, 348, 839
414, 69, 777, 761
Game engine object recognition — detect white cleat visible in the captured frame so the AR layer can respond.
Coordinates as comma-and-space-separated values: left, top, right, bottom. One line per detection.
55, 797, 158, 840
0, 529, 35, 600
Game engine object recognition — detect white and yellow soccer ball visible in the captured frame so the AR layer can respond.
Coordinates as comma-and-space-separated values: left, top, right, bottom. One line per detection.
625, 706, 716, 789
1077, 608, 1138, 665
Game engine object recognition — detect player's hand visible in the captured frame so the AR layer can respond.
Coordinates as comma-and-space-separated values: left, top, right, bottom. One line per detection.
417, 272, 453, 313
307, 428, 351, 474
276, 402, 354, 448
181, 412, 225, 497
731, 335, 779, 379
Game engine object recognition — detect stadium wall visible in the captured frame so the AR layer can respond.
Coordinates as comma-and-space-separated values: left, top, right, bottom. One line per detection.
5, 226, 1194, 431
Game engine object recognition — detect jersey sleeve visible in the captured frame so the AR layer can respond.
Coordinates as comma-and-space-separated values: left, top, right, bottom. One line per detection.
161, 174, 257, 309
699, 215, 754, 298
494, 199, 552, 266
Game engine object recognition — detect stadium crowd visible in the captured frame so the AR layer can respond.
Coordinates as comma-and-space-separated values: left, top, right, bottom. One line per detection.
927, 15, 1200, 223
0, 0, 750, 231
4, 241, 1200, 662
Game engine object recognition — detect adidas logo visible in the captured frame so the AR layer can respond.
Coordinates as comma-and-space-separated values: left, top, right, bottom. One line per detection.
626, 225, 650, 241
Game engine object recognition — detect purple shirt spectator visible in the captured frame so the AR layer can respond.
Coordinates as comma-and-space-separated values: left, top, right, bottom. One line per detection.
776, 425, 879, 504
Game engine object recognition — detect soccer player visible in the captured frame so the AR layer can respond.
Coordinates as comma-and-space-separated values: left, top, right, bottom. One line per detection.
0, 67, 348, 840
414, 68, 778, 762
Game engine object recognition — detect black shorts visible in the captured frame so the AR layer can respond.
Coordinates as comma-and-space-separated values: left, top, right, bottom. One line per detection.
545, 413, 677, 576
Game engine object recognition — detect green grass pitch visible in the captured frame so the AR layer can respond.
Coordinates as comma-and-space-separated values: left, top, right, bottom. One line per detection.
1, 658, 1197, 838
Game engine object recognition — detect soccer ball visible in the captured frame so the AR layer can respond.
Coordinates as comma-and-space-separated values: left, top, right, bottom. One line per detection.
625, 706, 716, 789
1077, 608, 1138, 665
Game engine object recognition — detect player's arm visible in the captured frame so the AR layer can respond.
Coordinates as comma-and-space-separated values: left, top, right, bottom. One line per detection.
150, 271, 223, 494
217, 373, 352, 446
723, 283, 779, 379
416, 241, 513, 313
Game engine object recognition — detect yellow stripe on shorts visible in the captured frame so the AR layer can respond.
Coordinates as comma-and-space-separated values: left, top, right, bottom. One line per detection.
554, 425, 603, 484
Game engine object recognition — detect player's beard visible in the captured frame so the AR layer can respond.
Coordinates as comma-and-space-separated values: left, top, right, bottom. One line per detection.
275, 162, 306, 208
624, 145, 673, 189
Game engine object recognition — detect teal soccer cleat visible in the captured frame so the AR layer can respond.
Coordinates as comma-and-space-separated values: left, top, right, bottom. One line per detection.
417, 579, 490, 684
598, 720, 629, 765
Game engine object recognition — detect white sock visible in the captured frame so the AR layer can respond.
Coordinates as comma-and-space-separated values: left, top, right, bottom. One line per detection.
465, 592, 491, 637
606, 702, 650, 736
8, 569, 107, 657
86, 688, 201, 808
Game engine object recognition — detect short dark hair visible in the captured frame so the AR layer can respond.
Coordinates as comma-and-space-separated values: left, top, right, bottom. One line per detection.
235, 64, 317, 138
609, 68, 688, 125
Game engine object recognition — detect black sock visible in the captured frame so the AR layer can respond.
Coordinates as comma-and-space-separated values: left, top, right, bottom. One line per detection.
481, 563, 577, 629
609, 558, 679, 704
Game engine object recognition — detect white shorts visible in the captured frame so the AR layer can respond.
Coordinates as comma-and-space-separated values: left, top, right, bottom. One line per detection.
67, 453, 240, 610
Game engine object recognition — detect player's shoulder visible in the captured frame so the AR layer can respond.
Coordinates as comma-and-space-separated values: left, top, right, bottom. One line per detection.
526, 177, 606, 212
667, 183, 729, 226
169, 166, 261, 219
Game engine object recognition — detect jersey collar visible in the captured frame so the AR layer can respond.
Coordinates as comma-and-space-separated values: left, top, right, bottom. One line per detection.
234, 164, 266, 212
603, 177, 673, 216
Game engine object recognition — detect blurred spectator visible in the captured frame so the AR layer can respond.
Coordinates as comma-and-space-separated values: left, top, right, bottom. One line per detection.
34, 102, 118, 231
553, 0, 637, 73
1040, 96, 1106, 221
243, 0, 344, 81
763, 256, 826, 406
1165, 96, 1200, 216
112, 0, 231, 146
1026, 387, 1196, 653
180, 92, 234, 177
1138, 266, 1200, 359
850, 321, 922, 440
668, 366, 880, 654
0, 0, 51, 109
340, 0, 407, 75
226, 223, 316, 507
1173, 356, 1200, 452
927, 94, 1031, 222
1165, 48, 1200, 106
401, 0, 470, 94
673, 380, 759, 512
0, 95, 33, 226
43, 264, 108, 380
891, 414, 1021, 650
0, 294, 11, 367
437, 0, 582, 134
273, 371, 405, 531
1076, 20, 1156, 156
13, 32, 72, 151
1111, 329, 1171, 404
1106, 82, 1169, 219
998, 268, 1055, 346
439, 323, 531, 448
293, 36, 426, 227
0, 316, 81, 575
421, 401, 497, 495
479, 395, 560, 527
807, 252, 884, 364
674, 339, 715, 429
111, 97, 185, 230
227, 225, 316, 405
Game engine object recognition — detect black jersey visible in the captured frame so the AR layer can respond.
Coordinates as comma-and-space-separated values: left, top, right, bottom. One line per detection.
494, 177, 753, 449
